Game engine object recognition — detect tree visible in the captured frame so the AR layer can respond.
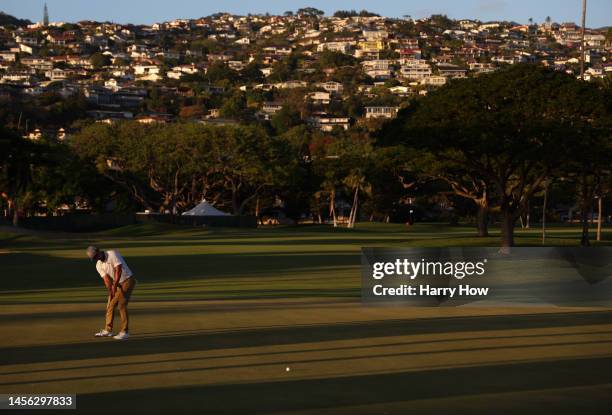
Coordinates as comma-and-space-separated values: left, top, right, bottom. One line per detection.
241, 61, 264, 83
318, 50, 357, 68
0, 129, 93, 224
204, 125, 295, 214
270, 105, 302, 133
333, 10, 358, 18
297, 7, 324, 17
382, 65, 608, 248
269, 53, 300, 82
311, 131, 373, 227
275, 126, 318, 223
0, 128, 34, 225
29, 136, 113, 215
219, 92, 247, 120
359, 10, 380, 17
410, 150, 491, 237
365, 146, 419, 223
343, 172, 369, 228
205, 61, 237, 85
430, 14, 454, 30
90, 52, 111, 69
0, 11, 31, 27
561, 85, 611, 246
71, 122, 296, 215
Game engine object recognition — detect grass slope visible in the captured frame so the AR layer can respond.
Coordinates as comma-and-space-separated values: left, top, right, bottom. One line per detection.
1, 222, 611, 414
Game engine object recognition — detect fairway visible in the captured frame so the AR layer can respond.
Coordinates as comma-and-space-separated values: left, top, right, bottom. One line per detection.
1, 223, 612, 414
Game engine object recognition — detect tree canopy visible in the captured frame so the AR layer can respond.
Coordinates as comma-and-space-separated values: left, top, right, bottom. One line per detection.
380, 64, 611, 247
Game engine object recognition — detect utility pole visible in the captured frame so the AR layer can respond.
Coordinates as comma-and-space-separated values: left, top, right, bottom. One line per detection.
580, 0, 587, 80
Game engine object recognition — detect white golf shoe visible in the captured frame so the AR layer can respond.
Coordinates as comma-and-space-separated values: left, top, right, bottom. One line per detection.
94, 329, 113, 337
113, 332, 129, 340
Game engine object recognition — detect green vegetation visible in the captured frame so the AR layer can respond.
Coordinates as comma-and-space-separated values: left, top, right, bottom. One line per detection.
2, 66, 611, 249
2, 222, 610, 303
380, 65, 612, 247
2, 223, 612, 414
333, 10, 380, 18
0, 11, 31, 27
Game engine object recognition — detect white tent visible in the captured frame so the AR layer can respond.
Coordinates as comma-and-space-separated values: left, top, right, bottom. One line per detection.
182, 200, 230, 216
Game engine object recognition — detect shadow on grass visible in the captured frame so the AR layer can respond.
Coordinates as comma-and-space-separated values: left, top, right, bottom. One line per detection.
75, 356, 612, 414
0, 251, 360, 292
3, 310, 612, 366
0, 331, 612, 386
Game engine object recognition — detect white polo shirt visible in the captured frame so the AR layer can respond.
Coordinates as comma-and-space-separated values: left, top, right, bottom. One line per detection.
96, 250, 133, 283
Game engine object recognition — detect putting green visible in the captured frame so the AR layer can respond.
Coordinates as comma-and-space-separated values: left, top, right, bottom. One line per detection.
1, 223, 611, 414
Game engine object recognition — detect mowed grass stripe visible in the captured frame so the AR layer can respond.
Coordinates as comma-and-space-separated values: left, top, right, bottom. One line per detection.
2, 323, 612, 393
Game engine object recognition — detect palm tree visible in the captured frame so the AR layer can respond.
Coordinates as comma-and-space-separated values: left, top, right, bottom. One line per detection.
321, 178, 338, 227
343, 172, 371, 229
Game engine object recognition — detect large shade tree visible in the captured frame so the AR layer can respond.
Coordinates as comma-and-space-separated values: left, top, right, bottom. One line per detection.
71, 122, 295, 215
0, 128, 35, 225
381, 64, 610, 248
0, 128, 107, 224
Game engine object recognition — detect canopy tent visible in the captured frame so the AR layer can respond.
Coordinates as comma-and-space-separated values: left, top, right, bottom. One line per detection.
182, 200, 230, 216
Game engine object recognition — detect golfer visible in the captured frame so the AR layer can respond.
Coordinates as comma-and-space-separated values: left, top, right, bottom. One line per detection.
86, 246, 136, 340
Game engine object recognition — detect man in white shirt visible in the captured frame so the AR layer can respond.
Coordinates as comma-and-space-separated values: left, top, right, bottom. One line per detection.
86, 246, 136, 340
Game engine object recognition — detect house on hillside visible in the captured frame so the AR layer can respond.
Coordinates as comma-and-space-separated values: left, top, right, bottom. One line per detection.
308, 114, 350, 131
365, 106, 399, 119
307, 91, 331, 105
399, 60, 432, 80
315, 81, 344, 95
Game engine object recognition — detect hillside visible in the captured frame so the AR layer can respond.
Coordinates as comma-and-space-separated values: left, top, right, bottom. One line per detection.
0, 11, 32, 27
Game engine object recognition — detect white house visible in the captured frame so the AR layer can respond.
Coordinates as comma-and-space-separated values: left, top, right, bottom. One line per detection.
362, 29, 388, 40
317, 42, 352, 54
308, 116, 350, 131
307, 91, 331, 105
45, 68, 68, 81
437, 64, 467, 78
19, 43, 34, 54
0, 51, 16, 62
262, 102, 283, 114
469, 62, 496, 74
315, 81, 344, 94
389, 85, 411, 96
399, 60, 432, 80
276, 80, 308, 89
134, 64, 162, 81
420, 76, 447, 86
365, 106, 399, 119
156, 50, 181, 60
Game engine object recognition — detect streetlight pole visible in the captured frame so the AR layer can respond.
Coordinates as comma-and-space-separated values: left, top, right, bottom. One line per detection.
580, 0, 587, 80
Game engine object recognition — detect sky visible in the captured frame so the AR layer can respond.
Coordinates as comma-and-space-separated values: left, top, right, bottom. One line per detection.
3, 0, 611, 28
